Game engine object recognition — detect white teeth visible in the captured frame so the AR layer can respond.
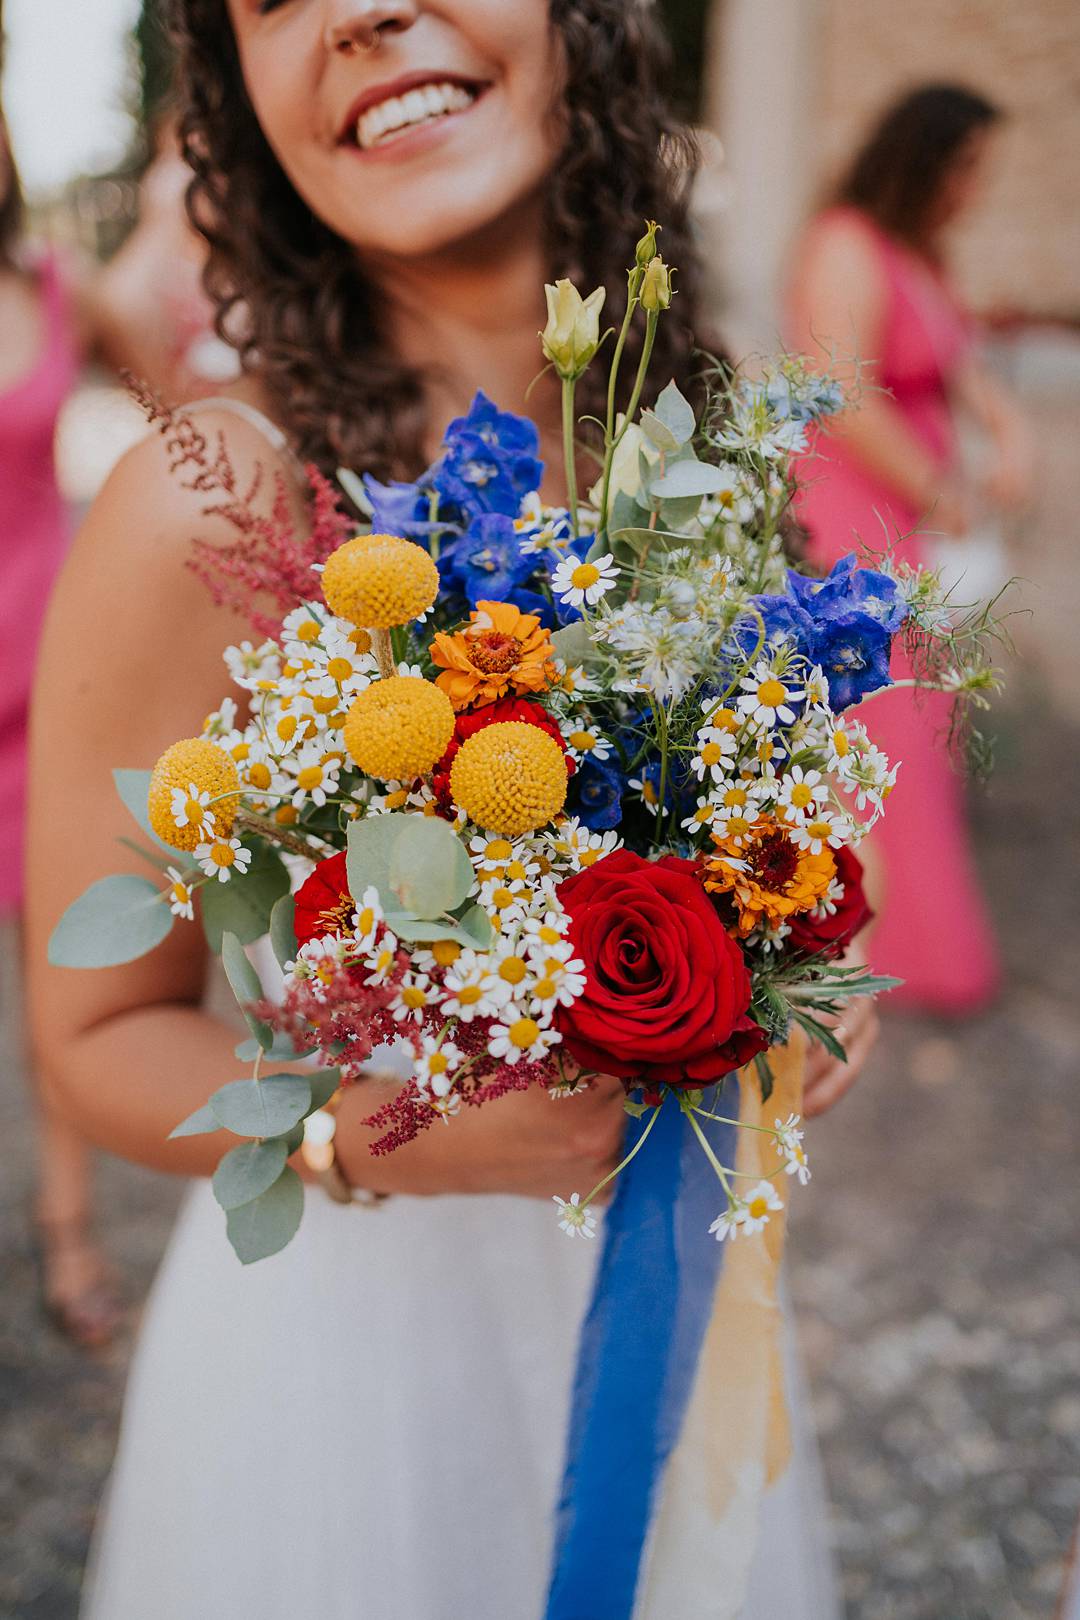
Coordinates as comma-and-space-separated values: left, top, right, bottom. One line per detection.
355, 80, 477, 150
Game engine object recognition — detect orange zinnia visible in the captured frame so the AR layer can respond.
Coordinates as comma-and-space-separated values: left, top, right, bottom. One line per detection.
703, 815, 835, 938
431, 600, 558, 711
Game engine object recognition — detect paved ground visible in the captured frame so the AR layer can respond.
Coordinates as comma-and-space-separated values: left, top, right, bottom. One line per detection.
2, 345, 1078, 1619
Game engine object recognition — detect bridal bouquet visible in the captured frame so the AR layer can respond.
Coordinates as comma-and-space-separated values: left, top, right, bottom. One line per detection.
51, 225, 1003, 1266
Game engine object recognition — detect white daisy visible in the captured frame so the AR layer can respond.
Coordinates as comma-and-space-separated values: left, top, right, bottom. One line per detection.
553, 1192, 597, 1239
739, 1180, 784, 1235
351, 886, 383, 951
165, 866, 195, 921
487, 1016, 561, 1065
774, 1114, 811, 1185
776, 766, 829, 823
194, 837, 252, 884
552, 552, 618, 609
171, 782, 216, 839
414, 1036, 464, 1097
738, 663, 803, 727
788, 809, 846, 855
287, 745, 342, 810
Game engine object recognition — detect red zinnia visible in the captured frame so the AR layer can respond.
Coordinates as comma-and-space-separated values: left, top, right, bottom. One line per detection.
293, 851, 353, 947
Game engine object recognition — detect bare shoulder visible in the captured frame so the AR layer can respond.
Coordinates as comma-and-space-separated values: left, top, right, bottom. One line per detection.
798, 210, 885, 296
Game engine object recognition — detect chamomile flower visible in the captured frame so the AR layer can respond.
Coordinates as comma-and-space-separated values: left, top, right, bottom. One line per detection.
288, 933, 351, 997
171, 783, 216, 839
414, 1036, 464, 1097
552, 551, 618, 609
545, 819, 620, 873
363, 934, 400, 987
708, 1201, 742, 1243
776, 766, 829, 822
738, 663, 803, 727
487, 1016, 561, 1065
391, 971, 435, 1024
527, 950, 587, 1013
287, 745, 341, 809
681, 794, 721, 835
774, 1114, 811, 1185
563, 726, 613, 765
553, 1192, 597, 1239
194, 836, 252, 883
788, 808, 846, 855
351, 886, 383, 951
165, 867, 195, 921
803, 664, 832, 712
739, 1180, 784, 1234
690, 726, 739, 783
442, 953, 501, 1022
224, 639, 281, 690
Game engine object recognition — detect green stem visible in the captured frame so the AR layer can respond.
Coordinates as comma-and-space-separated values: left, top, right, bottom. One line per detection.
654, 700, 671, 844
578, 1092, 665, 1210
597, 280, 643, 532
561, 375, 580, 539
678, 1092, 736, 1199
235, 807, 334, 859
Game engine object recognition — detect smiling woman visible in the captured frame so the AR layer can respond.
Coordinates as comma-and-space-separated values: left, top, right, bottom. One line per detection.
26, 2, 854, 1617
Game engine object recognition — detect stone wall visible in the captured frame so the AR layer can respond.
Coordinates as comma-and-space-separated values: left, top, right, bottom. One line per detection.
816, 0, 1080, 319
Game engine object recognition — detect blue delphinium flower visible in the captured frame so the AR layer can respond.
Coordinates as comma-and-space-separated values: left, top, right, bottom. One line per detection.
788, 553, 907, 633
362, 474, 445, 541
432, 391, 544, 520
456, 513, 536, 606
572, 756, 626, 831
813, 614, 894, 711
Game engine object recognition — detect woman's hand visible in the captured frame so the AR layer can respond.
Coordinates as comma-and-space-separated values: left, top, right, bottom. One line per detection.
336, 1068, 630, 1202
801, 993, 880, 1118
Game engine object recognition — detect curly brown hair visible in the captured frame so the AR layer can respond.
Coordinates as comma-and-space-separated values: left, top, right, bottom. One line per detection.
167, 0, 703, 481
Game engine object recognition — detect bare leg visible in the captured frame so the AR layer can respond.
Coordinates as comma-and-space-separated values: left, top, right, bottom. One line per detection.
2, 915, 122, 1347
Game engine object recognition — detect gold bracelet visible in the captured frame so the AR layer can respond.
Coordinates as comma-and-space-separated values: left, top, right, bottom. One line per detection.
300, 1091, 388, 1208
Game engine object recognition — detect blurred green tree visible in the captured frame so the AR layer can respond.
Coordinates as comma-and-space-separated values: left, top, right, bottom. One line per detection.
134, 0, 175, 139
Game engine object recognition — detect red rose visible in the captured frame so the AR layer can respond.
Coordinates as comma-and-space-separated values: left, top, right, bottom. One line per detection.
433, 697, 572, 808
554, 849, 763, 1088
786, 846, 872, 960
293, 851, 352, 947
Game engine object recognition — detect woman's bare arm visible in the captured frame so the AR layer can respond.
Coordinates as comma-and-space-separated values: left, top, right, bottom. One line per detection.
788, 216, 968, 532
24, 419, 626, 1197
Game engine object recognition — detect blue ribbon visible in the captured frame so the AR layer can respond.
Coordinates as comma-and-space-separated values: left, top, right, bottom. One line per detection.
544, 1085, 737, 1620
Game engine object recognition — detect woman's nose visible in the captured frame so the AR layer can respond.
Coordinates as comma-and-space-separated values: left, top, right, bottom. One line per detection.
323, 0, 420, 56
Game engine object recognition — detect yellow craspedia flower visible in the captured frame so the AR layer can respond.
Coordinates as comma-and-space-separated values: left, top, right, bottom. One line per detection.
321, 533, 439, 628
449, 721, 567, 837
343, 677, 455, 781
147, 738, 241, 852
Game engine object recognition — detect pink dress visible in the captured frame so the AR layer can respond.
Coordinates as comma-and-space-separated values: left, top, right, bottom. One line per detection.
0, 255, 79, 917
789, 209, 999, 1012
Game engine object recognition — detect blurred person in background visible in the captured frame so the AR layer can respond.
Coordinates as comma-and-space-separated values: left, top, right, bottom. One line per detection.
786, 83, 1034, 1014
92, 110, 241, 404
0, 74, 125, 1348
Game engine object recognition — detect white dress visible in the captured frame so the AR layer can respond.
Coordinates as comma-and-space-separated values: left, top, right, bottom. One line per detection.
83, 403, 840, 1620
82, 1181, 839, 1620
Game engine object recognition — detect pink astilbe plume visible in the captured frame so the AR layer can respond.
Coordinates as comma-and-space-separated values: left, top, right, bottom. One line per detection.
130, 379, 353, 636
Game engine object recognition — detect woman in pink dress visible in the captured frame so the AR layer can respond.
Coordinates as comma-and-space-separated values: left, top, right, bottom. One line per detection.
0, 98, 123, 1344
786, 84, 1033, 1013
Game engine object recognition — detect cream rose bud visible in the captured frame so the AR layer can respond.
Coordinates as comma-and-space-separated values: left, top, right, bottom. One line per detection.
540, 280, 606, 379
634, 220, 659, 269
640, 256, 673, 312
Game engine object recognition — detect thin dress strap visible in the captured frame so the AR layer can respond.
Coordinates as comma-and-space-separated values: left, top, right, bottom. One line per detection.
186, 395, 307, 485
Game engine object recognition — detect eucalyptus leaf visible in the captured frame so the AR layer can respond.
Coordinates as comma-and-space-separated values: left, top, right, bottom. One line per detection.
653, 379, 696, 444
638, 411, 682, 454
346, 814, 405, 913
454, 902, 494, 948
200, 843, 291, 953
389, 816, 473, 919
210, 1073, 312, 1138
168, 1101, 223, 1140
212, 1138, 289, 1210
550, 620, 595, 669
117, 836, 173, 874
610, 526, 693, 560
307, 1068, 343, 1113
48, 874, 174, 969
607, 489, 651, 537
225, 1167, 304, 1264
234, 1034, 315, 1063
649, 459, 735, 499
387, 913, 487, 949
269, 893, 297, 971
658, 494, 705, 531
113, 768, 172, 850
221, 931, 273, 1051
